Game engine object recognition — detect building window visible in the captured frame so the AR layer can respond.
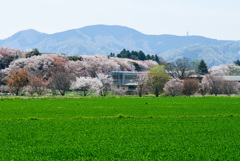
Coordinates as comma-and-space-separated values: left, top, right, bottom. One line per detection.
128, 86, 136, 90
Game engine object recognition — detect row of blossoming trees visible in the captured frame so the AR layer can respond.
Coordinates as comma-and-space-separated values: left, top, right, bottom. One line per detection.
134, 64, 240, 98
163, 75, 239, 97
0, 49, 158, 96
1, 47, 240, 97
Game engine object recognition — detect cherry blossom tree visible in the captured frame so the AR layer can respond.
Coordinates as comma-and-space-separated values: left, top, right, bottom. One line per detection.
0, 47, 25, 70
82, 55, 120, 77
222, 80, 238, 96
28, 75, 51, 95
111, 57, 157, 72
27, 55, 54, 76
67, 61, 90, 77
210, 64, 240, 75
2, 53, 158, 79
136, 72, 148, 97
0, 46, 25, 57
198, 82, 210, 96
70, 77, 102, 96
163, 79, 183, 97
2, 55, 54, 78
48, 56, 73, 96
114, 87, 128, 96
97, 73, 113, 96
7, 58, 28, 70
24, 86, 35, 96
203, 74, 223, 96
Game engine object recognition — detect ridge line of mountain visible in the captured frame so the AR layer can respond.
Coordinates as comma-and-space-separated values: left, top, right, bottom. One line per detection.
0, 24, 240, 66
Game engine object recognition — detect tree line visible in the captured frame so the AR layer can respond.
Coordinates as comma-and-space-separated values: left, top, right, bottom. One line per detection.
0, 52, 157, 96
1, 47, 240, 97
108, 49, 160, 63
133, 59, 238, 98
1, 57, 239, 97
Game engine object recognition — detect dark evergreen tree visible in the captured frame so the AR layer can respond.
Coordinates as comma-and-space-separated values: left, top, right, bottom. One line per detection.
117, 49, 127, 58
130, 62, 141, 71
197, 59, 208, 75
68, 56, 83, 61
126, 51, 131, 59
116, 49, 159, 63
138, 51, 146, 60
154, 55, 159, 63
146, 54, 151, 60
234, 59, 240, 66
151, 55, 154, 60
26, 48, 42, 58
109, 52, 115, 57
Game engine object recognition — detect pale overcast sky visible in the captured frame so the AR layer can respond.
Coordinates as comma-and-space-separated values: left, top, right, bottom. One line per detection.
0, 0, 239, 40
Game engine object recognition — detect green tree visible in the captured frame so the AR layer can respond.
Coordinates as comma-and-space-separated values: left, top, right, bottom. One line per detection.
130, 51, 138, 60
68, 56, 83, 61
138, 51, 146, 60
146, 54, 151, 60
154, 55, 159, 63
191, 59, 200, 73
117, 49, 127, 58
109, 52, 115, 57
130, 62, 141, 71
234, 59, 240, 66
197, 59, 208, 75
148, 65, 170, 97
151, 55, 154, 60
116, 49, 162, 63
26, 49, 42, 58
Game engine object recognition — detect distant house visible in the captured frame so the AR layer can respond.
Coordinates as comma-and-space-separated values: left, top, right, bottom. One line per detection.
111, 71, 145, 90
184, 75, 240, 83
111, 71, 206, 90
183, 75, 204, 83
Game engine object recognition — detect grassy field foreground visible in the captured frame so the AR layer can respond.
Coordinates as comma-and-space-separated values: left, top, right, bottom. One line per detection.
0, 97, 240, 160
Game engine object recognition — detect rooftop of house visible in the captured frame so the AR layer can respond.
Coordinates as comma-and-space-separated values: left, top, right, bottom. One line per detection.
111, 71, 147, 75
221, 76, 240, 81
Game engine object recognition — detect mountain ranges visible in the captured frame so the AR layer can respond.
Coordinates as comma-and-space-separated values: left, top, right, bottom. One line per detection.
0, 25, 240, 66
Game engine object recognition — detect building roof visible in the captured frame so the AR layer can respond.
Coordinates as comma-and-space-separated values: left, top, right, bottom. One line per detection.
124, 83, 138, 86
221, 76, 240, 81
111, 71, 146, 75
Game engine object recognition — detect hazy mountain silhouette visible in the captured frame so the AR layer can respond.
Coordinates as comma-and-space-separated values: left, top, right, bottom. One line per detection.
0, 25, 240, 66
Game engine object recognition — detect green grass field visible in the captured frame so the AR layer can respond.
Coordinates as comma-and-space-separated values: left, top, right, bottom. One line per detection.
1, 97, 240, 160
